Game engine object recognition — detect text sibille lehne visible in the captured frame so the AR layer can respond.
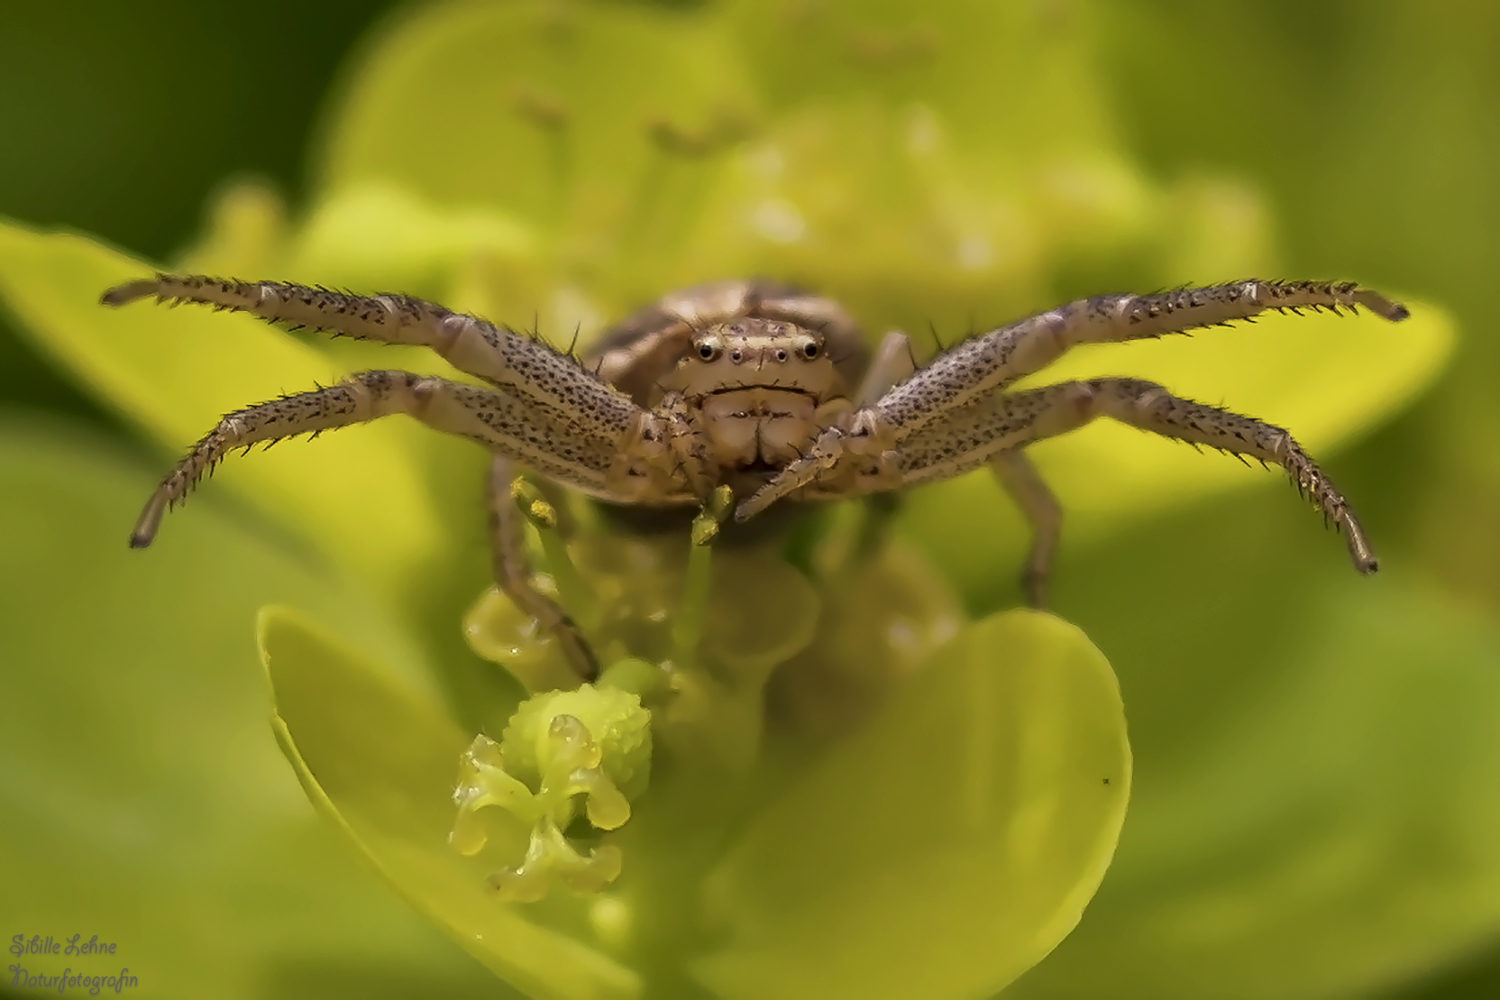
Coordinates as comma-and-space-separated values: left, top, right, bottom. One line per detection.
11, 934, 117, 956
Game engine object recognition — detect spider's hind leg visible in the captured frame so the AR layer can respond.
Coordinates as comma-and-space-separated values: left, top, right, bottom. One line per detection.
989, 450, 1062, 608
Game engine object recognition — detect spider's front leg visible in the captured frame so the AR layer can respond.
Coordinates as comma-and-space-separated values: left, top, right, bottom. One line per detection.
106, 271, 703, 527
739, 281, 1407, 575
740, 280, 1409, 521
870, 279, 1409, 441
103, 274, 640, 446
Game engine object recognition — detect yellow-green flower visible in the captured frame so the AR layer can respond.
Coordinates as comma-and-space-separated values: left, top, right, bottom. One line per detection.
4, 2, 1493, 1000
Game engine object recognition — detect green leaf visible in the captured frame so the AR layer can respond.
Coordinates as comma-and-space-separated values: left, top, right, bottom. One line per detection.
0, 418, 490, 999
899, 298, 1456, 605
990, 483, 1500, 1000
259, 606, 644, 1000
692, 610, 1130, 1000
1007, 580, 1500, 1000
0, 219, 446, 594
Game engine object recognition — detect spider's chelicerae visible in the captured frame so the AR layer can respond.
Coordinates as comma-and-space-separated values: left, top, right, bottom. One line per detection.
104, 275, 1408, 676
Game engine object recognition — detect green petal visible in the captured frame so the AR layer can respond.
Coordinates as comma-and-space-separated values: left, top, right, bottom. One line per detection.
309, 0, 1156, 327
0, 419, 490, 998
1007, 580, 1500, 1000
693, 610, 1130, 1000
722, 0, 1118, 162
676, 101, 1061, 331
689, 0, 1156, 314
260, 607, 643, 1000
900, 299, 1455, 604
0, 219, 445, 592
319, 0, 753, 280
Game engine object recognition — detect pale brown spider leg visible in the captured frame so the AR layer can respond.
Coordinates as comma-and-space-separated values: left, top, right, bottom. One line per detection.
890, 378, 1377, 573
130, 370, 654, 547
990, 450, 1062, 607
102, 274, 639, 444
486, 456, 599, 681
844, 329, 1061, 599
853, 330, 918, 407
874, 280, 1409, 443
856, 330, 1064, 604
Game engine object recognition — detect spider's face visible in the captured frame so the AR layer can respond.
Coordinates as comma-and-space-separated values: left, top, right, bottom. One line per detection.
661, 318, 839, 402
657, 317, 843, 472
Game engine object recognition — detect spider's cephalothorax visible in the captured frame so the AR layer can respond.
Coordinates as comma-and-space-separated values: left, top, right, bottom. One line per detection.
104, 275, 1409, 676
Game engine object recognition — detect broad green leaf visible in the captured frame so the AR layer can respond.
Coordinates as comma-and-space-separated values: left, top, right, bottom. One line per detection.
0, 219, 445, 594
900, 298, 1455, 605
693, 610, 1130, 1000
0, 418, 488, 999
1008, 581, 1500, 1000
991, 483, 1500, 1000
260, 607, 643, 1000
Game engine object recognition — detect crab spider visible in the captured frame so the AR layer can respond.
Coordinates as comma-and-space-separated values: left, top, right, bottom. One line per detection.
104, 274, 1408, 676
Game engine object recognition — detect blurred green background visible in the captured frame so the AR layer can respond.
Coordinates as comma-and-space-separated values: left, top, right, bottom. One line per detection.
2, 0, 1498, 998
0, 0, 391, 423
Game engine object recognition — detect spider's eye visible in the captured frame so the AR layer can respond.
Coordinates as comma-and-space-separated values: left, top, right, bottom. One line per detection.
697, 341, 721, 361
800, 340, 820, 359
